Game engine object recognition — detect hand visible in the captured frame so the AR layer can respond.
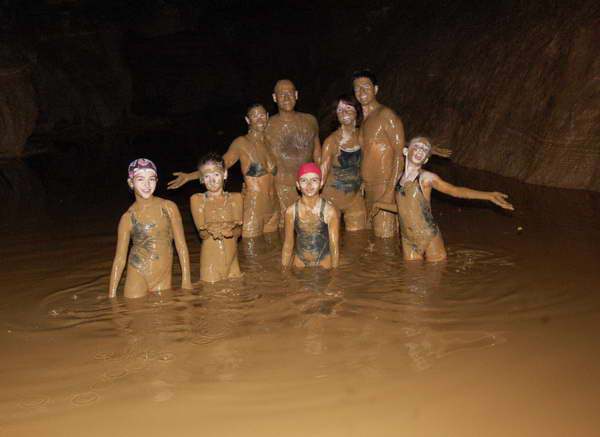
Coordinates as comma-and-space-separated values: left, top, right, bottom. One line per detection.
167, 172, 190, 190
432, 145, 453, 159
486, 192, 514, 210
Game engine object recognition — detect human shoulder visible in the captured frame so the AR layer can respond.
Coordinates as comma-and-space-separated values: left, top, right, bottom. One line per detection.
285, 202, 296, 219
230, 135, 248, 149
419, 170, 439, 187
323, 199, 339, 220
157, 198, 179, 214
229, 192, 243, 203
190, 192, 206, 206
379, 105, 401, 121
298, 112, 318, 128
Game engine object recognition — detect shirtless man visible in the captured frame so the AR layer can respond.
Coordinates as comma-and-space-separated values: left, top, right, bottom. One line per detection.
352, 69, 450, 238
168, 104, 279, 238
267, 79, 321, 222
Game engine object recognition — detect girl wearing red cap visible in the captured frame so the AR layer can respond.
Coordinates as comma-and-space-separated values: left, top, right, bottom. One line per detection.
281, 163, 340, 269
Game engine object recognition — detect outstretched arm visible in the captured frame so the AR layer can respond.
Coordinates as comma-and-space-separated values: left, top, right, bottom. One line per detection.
168, 170, 199, 190
108, 213, 132, 298
281, 206, 295, 268
223, 139, 242, 170
166, 201, 192, 289
430, 175, 514, 210
325, 204, 340, 268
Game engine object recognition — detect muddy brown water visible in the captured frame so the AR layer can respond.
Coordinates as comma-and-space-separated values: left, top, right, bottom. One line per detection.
1, 166, 600, 437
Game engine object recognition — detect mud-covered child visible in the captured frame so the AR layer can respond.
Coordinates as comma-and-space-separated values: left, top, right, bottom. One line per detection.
372, 137, 514, 262
190, 153, 243, 282
282, 163, 340, 269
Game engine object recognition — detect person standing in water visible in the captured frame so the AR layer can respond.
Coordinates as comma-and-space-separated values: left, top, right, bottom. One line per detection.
109, 158, 192, 298
190, 153, 244, 283
320, 94, 366, 231
353, 69, 451, 238
371, 137, 514, 262
267, 79, 321, 222
282, 163, 340, 269
168, 104, 278, 238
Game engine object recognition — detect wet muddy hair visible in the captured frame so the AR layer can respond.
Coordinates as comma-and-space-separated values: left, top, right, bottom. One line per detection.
333, 94, 363, 128
197, 152, 225, 172
246, 102, 265, 115
352, 69, 378, 86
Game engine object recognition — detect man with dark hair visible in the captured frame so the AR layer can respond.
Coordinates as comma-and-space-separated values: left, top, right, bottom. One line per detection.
352, 69, 450, 238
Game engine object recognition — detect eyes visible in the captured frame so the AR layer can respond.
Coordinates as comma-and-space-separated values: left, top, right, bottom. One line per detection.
299, 177, 319, 185
134, 176, 157, 183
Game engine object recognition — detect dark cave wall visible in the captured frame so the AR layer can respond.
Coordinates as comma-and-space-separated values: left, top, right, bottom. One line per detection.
322, 1, 600, 191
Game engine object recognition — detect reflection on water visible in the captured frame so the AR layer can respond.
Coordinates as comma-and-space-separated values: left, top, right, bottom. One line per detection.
1, 177, 600, 435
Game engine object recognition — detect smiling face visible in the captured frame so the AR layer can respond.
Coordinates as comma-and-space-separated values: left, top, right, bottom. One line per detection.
129, 169, 158, 199
353, 77, 378, 106
406, 142, 432, 165
336, 101, 357, 126
272, 80, 298, 113
296, 172, 321, 198
199, 162, 226, 193
245, 105, 269, 132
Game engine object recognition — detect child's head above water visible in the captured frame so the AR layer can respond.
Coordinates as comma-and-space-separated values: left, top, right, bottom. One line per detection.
404, 137, 432, 166
296, 162, 322, 197
198, 152, 227, 192
127, 158, 158, 199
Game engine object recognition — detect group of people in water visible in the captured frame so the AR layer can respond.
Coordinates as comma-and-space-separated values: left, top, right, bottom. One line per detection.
109, 70, 514, 298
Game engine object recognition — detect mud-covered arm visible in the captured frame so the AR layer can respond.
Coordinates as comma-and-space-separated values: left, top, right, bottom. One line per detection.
319, 135, 336, 189
223, 139, 242, 170
382, 108, 406, 197
325, 203, 340, 268
190, 194, 210, 239
231, 193, 244, 239
281, 206, 295, 268
108, 213, 132, 298
430, 174, 514, 210
168, 170, 199, 190
311, 116, 322, 165
166, 201, 192, 289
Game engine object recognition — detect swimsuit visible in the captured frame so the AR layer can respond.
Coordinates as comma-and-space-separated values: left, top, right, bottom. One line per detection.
129, 205, 173, 287
395, 175, 439, 254
329, 148, 362, 194
294, 199, 330, 266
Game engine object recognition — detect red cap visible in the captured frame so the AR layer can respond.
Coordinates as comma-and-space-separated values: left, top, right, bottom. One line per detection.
297, 162, 321, 180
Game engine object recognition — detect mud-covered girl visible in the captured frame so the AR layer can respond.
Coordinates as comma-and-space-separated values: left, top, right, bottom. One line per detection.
109, 158, 192, 298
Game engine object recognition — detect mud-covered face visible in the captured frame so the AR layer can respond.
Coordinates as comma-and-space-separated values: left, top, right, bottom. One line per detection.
296, 172, 321, 197
353, 77, 378, 106
336, 101, 357, 126
245, 106, 269, 132
273, 82, 298, 112
199, 163, 226, 193
407, 142, 432, 165
129, 169, 157, 199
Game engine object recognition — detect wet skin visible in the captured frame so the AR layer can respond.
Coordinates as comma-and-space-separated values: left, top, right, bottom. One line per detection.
373, 140, 514, 262
190, 163, 243, 283
353, 76, 405, 239
282, 172, 340, 269
320, 101, 366, 231
168, 106, 278, 238
109, 169, 192, 298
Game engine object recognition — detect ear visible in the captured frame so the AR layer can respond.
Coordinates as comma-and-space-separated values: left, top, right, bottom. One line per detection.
296, 181, 301, 191
403, 147, 408, 156
294, 90, 299, 100
374, 85, 379, 95
127, 178, 134, 189
244, 116, 250, 125
272, 93, 277, 103
423, 157, 429, 165
223, 169, 228, 180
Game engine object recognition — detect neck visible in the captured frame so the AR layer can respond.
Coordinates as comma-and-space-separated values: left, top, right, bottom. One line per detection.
134, 194, 154, 205
278, 108, 296, 119
300, 194, 320, 208
340, 123, 356, 136
362, 100, 380, 119
402, 161, 422, 182
247, 129, 264, 141
206, 188, 224, 198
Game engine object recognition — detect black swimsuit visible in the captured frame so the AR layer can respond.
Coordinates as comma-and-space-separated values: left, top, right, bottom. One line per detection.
330, 148, 362, 194
294, 199, 330, 266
